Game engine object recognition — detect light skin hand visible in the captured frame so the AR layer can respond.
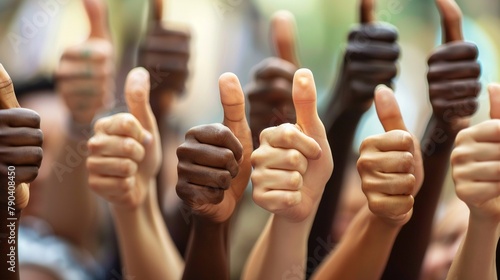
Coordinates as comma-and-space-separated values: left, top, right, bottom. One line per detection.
358, 86, 423, 227
87, 68, 158, 210
252, 69, 333, 223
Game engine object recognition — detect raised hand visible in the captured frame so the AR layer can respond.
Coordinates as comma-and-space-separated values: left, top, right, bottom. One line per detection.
358, 86, 423, 226
0, 65, 43, 280
243, 69, 332, 280
452, 84, 500, 224
308, 0, 400, 274
428, 0, 480, 133
87, 68, 160, 209
252, 69, 333, 223
55, 0, 114, 127
0, 65, 43, 211
175, 74, 251, 280
247, 10, 299, 148
382, 1, 480, 279
176, 73, 252, 223
325, 0, 399, 123
138, 0, 191, 119
446, 84, 500, 280
310, 86, 422, 280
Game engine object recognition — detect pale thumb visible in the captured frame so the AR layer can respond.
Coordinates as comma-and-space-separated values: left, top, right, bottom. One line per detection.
271, 10, 300, 67
292, 69, 325, 140
125, 68, 156, 144
375, 85, 408, 132
83, 0, 110, 39
0, 64, 20, 109
488, 83, 500, 120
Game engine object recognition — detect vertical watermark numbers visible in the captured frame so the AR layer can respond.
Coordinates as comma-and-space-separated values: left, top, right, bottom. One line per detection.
6, 166, 17, 273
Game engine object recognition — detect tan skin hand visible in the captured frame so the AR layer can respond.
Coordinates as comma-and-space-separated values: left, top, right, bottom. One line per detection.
55, 0, 114, 125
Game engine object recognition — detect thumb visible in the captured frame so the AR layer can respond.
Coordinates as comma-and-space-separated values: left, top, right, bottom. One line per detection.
125, 68, 157, 141
374, 85, 408, 132
292, 69, 325, 138
271, 10, 300, 67
219, 73, 250, 137
360, 0, 376, 24
0, 64, 20, 109
151, 0, 164, 22
83, 0, 110, 39
488, 83, 500, 119
436, 0, 463, 43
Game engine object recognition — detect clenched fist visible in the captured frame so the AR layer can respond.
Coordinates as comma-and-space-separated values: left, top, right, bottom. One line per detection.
251, 69, 333, 223
357, 86, 423, 226
176, 74, 252, 223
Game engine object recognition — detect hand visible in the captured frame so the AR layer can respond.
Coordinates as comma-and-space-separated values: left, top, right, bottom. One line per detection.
251, 69, 333, 223
428, 0, 481, 133
0, 65, 43, 211
87, 68, 161, 210
55, 0, 114, 125
176, 73, 252, 223
326, 0, 399, 121
138, 0, 191, 118
451, 84, 500, 223
357, 86, 423, 226
247, 11, 299, 148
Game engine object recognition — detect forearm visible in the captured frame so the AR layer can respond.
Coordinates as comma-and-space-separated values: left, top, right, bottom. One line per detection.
308, 110, 363, 273
112, 182, 183, 280
182, 216, 229, 280
243, 214, 313, 280
447, 216, 500, 280
312, 206, 401, 280
383, 116, 456, 279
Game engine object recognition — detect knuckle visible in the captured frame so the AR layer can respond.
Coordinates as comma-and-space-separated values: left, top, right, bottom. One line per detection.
398, 131, 414, 150
119, 159, 137, 176
399, 152, 415, 173
287, 171, 302, 190
216, 171, 232, 189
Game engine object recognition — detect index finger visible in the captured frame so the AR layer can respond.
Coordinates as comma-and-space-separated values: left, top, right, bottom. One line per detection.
436, 0, 463, 43
94, 113, 152, 145
360, 0, 376, 24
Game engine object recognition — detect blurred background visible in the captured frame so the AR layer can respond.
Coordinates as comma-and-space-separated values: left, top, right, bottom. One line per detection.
2, 0, 500, 279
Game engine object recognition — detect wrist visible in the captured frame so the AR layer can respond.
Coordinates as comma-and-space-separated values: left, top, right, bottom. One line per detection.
67, 117, 93, 141
468, 211, 500, 237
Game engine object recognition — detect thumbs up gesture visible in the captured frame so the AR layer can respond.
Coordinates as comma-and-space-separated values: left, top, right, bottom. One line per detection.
325, 0, 399, 123
251, 69, 333, 222
55, 0, 114, 127
0, 65, 43, 211
138, 0, 191, 119
247, 11, 299, 148
451, 84, 500, 222
176, 74, 252, 223
87, 68, 161, 209
357, 86, 423, 226
428, 0, 480, 133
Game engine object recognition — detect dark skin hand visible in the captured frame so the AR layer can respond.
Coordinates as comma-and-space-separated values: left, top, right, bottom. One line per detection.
137, 0, 191, 256
382, 1, 480, 279
138, 0, 190, 119
307, 0, 399, 275
0, 65, 43, 280
176, 74, 252, 280
247, 10, 299, 149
